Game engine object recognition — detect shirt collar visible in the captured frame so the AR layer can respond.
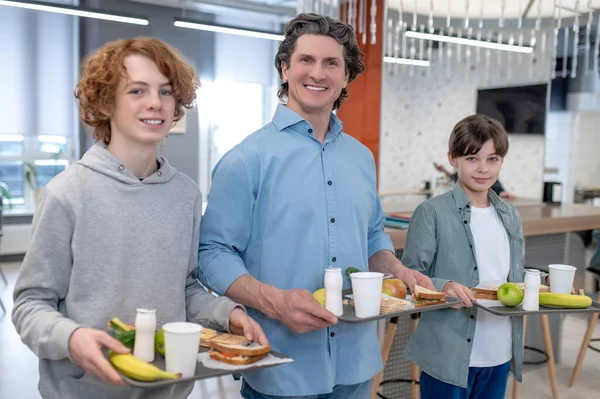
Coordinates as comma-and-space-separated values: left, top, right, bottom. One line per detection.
451, 182, 509, 213
272, 103, 344, 138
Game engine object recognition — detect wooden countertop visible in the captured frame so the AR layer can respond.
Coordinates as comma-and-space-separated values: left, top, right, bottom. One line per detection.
384, 203, 600, 250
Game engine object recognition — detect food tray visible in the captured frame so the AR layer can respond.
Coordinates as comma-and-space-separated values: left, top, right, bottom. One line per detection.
338, 290, 460, 324
120, 347, 291, 388
475, 298, 600, 316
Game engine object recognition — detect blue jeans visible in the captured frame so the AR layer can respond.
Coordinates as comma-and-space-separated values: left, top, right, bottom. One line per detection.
240, 378, 372, 399
420, 361, 510, 399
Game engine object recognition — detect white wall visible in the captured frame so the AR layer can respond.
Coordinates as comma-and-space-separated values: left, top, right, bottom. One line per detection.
544, 112, 575, 203
379, 28, 552, 200
573, 112, 600, 188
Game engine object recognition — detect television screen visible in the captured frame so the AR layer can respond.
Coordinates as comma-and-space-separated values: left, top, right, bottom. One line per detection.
476, 84, 548, 134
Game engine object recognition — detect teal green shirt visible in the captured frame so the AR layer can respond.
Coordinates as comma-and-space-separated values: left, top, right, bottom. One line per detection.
401, 183, 526, 388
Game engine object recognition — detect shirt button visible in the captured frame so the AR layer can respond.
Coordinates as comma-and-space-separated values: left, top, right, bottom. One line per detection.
330, 332, 335, 338
470, 315, 475, 319
474, 267, 478, 271
463, 220, 468, 224
467, 338, 472, 343
332, 257, 337, 262
308, 128, 313, 133
118, 165, 125, 171
157, 171, 162, 176
466, 204, 471, 209
328, 181, 332, 185
330, 218, 335, 223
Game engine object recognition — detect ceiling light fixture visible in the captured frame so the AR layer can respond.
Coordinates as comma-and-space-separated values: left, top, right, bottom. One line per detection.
0, 0, 148, 25
174, 19, 284, 41
405, 31, 533, 54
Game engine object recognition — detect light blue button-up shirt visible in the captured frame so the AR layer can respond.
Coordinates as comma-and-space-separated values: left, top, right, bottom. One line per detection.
198, 104, 395, 396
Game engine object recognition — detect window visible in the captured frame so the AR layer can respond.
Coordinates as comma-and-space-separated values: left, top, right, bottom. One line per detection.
0, 134, 71, 210
38, 135, 67, 155
0, 161, 24, 205
33, 160, 69, 189
0, 134, 24, 156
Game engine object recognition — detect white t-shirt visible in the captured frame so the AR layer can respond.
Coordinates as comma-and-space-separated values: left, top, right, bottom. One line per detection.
469, 204, 513, 367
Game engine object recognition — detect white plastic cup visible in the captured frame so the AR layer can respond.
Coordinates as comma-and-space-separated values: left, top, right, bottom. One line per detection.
162, 322, 203, 378
350, 272, 384, 318
548, 264, 576, 294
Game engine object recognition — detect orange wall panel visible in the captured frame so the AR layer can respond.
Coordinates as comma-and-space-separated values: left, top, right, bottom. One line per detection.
337, 0, 384, 184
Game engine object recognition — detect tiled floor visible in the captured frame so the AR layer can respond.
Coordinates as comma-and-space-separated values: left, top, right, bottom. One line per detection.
1, 261, 599, 398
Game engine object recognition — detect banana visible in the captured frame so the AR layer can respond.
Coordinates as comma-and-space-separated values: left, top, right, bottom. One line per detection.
109, 352, 181, 382
539, 292, 592, 309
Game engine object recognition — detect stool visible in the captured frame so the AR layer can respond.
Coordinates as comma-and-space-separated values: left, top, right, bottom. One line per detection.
512, 314, 559, 399
371, 314, 420, 399
569, 270, 600, 387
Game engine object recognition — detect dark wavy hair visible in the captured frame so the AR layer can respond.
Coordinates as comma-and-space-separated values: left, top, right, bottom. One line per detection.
275, 13, 365, 110
75, 37, 200, 144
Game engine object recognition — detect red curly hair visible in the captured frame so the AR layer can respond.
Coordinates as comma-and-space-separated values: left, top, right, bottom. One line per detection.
75, 37, 200, 145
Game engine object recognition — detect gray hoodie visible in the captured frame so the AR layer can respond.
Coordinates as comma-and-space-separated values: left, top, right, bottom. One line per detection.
12, 144, 239, 399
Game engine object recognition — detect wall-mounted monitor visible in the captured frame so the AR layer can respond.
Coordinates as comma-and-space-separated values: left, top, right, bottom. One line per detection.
476, 84, 548, 134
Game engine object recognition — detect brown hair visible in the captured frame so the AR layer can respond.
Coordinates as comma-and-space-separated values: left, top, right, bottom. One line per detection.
274, 13, 365, 110
75, 37, 200, 145
449, 114, 509, 158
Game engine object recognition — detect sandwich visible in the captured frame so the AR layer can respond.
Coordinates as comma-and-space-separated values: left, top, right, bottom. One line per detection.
412, 285, 446, 307
472, 287, 498, 300
471, 283, 551, 300
516, 282, 550, 292
349, 296, 408, 314
199, 328, 219, 348
208, 334, 271, 365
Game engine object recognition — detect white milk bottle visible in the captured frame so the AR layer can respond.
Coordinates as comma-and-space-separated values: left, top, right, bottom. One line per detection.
522, 269, 541, 311
133, 308, 157, 362
324, 267, 343, 316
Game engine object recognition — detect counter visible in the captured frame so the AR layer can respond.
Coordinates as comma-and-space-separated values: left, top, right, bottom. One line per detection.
383, 202, 600, 250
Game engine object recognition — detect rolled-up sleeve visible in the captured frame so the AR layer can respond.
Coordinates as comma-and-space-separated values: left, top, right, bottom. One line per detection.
366, 153, 394, 258
368, 197, 395, 258
198, 148, 255, 296
401, 203, 450, 291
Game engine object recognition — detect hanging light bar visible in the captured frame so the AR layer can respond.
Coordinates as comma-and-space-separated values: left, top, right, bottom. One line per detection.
0, 0, 148, 25
174, 19, 284, 41
383, 56, 430, 67
405, 31, 533, 54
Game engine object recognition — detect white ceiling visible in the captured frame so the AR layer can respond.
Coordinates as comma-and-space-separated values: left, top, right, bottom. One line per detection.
387, 0, 600, 20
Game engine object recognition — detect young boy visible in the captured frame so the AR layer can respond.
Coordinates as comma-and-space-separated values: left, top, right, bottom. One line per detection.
12, 37, 266, 399
402, 114, 531, 398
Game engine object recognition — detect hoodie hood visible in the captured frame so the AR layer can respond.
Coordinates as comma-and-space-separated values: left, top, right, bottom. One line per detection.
76, 143, 177, 184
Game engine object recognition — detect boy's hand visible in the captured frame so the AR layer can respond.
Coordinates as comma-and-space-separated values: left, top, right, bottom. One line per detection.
229, 307, 269, 346
68, 327, 129, 386
442, 282, 476, 309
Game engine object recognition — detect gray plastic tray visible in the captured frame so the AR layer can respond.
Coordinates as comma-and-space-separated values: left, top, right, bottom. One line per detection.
475, 299, 600, 316
120, 347, 290, 388
338, 292, 461, 324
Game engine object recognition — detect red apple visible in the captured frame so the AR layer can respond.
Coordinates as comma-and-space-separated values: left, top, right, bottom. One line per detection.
382, 279, 407, 299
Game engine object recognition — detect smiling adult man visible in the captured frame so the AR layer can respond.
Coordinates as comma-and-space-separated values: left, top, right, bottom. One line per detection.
198, 13, 434, 399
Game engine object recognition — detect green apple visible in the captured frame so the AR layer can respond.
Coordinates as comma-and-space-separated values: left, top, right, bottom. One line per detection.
497, 282, 524, 307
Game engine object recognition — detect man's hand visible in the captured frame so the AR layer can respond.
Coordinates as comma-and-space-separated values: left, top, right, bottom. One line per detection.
229, 307, 269, 346
68, 327, 130, 386
271, 289, 338, 334
442, 282, 476, 309
397, 267, 435, 292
